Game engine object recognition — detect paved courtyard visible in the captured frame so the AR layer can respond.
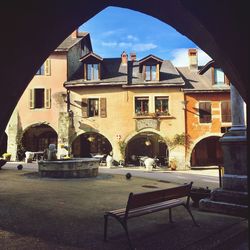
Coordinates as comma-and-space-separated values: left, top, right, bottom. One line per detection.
0, 162, 248, 249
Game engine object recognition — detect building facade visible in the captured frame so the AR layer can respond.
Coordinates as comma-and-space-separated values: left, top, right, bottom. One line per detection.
6, 30, 92, 160
5, 31, 235, 169
177, 52, 232, 168
64, 52, 186, 168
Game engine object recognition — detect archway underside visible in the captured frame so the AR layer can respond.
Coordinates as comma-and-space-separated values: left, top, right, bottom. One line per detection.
0, 1, 248, 142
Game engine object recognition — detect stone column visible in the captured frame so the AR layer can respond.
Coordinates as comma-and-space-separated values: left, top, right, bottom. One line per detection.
220, 84, 247, 191
229, 84, 246, 132
200, 84, 248, 217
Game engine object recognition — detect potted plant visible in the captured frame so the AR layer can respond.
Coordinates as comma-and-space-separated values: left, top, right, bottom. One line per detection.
169, 158, 178, 170
2, 152, 11, 161
190, 186, 211, 207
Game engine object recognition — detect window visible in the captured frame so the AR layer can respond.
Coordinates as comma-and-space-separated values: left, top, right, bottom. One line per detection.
221, 101, 231, 122
81, 98, 106, 118
34, 89, 44, 108
145, 65, 156, 81
36, 64, 44, 75
214, 68, 225, 85
87, 64, 99, 80
135, 97, 149, 115
199, 102, 211, 123
29, 88, 51, 109
35, 59, 51, 76
155, 97, 169, 115
88, 98, 99, 117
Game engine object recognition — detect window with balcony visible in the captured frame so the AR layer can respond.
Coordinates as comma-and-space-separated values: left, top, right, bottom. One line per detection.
135, 97, 149, 116
199, 102, 211, 123
155, 96, 169, 115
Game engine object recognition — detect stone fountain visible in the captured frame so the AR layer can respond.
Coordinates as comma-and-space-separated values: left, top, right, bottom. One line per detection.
38, 144, 99, 178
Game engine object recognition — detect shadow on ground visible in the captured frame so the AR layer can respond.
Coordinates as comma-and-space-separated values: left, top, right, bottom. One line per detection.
0, 169, 247, 249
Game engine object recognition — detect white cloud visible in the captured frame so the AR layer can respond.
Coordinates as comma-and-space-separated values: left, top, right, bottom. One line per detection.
132, 43, 157, 52
118, 42, 132, 47
127, 35, 138, 41
171, 48, 212, 67
101, 41, 118, 47
100, 41, 157, 53
101, 29, 124, 37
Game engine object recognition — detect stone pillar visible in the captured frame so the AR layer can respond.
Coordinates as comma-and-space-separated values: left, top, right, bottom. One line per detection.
200, 84, 248, 217
220, 84, 247, 191
6, 109, 18, 161
57, 112, 70, 158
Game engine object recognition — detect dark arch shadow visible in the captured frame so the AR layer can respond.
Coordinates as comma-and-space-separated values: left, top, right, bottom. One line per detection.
0, 1, 248, 144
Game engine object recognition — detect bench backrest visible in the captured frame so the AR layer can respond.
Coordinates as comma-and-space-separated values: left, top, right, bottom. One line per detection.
126, 182, 193, 212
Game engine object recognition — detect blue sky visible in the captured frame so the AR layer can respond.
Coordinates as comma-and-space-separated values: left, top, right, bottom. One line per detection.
80, 7, 211, 66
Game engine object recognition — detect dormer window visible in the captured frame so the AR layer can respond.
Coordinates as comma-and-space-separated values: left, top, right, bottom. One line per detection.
79, 52, 103, 81
145, 65, 157, 81
139, 55, 163, 82
214, 68, 225, 85
87, 64, 99, 80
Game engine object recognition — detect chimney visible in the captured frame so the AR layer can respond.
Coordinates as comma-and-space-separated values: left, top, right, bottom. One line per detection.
188, 48, 198, 71
71, 29, 78, 38
130, 52, 136, 61
121, 51, 128, 65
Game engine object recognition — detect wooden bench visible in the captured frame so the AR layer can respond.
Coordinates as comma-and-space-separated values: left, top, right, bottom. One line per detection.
104, 182, 198, 249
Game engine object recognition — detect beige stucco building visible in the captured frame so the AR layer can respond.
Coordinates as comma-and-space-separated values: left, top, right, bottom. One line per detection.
6, 30, 92, 160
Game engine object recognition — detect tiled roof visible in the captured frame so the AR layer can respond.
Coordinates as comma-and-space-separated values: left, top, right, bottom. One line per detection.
55, 32, 89, 52
177, 67, 230, 92
129, 60, 184, 85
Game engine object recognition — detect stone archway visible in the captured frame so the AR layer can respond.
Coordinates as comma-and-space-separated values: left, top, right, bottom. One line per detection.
125, 132, 168, 166
21, 124, 58, 159
190, 136, 223, 168
0, 132, 7, 157
71, 132, 112, 158
0, 2, 248, 141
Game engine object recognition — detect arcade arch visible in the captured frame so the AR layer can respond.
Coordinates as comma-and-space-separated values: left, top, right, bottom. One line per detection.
71, 132, 112, 158
190, 135, 223, 168
21, 124, 58, 159
125, 131, 168, 166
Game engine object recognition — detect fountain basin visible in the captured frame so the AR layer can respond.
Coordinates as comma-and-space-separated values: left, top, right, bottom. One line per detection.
38, 158, 100, 178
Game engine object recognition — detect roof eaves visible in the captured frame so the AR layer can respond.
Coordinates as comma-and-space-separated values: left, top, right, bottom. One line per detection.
139, 54, 163, 64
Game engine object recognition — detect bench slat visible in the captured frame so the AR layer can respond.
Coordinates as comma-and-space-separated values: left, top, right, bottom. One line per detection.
105, 199, 184, 219
127, 183, 191, 210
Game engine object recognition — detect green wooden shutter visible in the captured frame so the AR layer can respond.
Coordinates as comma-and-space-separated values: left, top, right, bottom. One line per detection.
81, 98, 88, 118
100, 98, 107, 118
29, 89, 34, 109
44, 59, 51, 76
45, 88, 51, 108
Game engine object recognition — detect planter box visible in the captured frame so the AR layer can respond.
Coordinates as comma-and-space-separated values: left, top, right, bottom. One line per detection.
190, 188, 211, 207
